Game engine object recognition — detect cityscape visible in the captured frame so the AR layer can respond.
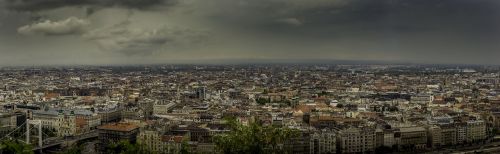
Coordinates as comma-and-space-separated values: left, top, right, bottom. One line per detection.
0, 65, 498, 153
1, 0, 500, 154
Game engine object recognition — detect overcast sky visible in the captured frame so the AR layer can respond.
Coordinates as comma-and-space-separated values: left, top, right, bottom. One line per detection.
0, 0, 499, 65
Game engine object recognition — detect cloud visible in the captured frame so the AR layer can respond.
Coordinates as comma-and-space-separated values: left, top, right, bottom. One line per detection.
83, 21, 208, 55
276, 18, 303, 26
4, 0, 178, 12
17, 17, 90, 35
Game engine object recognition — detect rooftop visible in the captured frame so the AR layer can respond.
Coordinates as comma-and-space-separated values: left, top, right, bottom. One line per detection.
97, 122, 139, 132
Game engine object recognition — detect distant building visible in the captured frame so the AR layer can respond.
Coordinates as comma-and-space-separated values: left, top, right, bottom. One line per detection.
137, 129, 185, 154
97, 107, 121, 123
195, 86, 206, 100
153, 101, 176, 116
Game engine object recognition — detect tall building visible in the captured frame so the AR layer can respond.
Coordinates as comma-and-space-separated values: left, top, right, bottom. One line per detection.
466, 120, 486, 143
455, 123, 467, 144
427, 125, 442, 148
195, 86, 206, 100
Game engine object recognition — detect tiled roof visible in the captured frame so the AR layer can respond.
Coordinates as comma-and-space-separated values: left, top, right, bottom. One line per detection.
97, 122, 138, 132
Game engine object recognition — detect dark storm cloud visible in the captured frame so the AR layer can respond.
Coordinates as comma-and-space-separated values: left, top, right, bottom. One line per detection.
1, 0, 500, 65
204, 0, 500, 37
4, 0, 178, 12
83, 21, 209, 56
198, 0, 500, 62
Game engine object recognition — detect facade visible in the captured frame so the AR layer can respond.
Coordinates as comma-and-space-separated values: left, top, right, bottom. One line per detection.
97, 108, 122, 123
337, 127, 375, 153
31, 109, 77, 137
97, 122, 139, 151
427, 125, 442, 148
0, 112, 17, 136
455, 123, 467, 144
137, 130, 185, 154
398, 127, 427, 150
466, 120, 486, 143
440, 126, 457, 146
57, 111, 76, 137
310, 130, 336, 154
153, 102, 176, 115
285, 132, 311, 154
383, 130, 396, 147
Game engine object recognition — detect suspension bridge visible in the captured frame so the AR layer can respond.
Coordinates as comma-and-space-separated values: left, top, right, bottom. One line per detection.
0, 119, 98, 152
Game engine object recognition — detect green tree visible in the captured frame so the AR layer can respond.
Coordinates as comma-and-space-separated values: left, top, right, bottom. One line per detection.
0, 140, 34, 154
180, 140, 190, 154
336, 104, 344, 108
105, 140, 151, 154
256, 98, 270, 105
59, 144, 83, 154
213, 117, 298, 154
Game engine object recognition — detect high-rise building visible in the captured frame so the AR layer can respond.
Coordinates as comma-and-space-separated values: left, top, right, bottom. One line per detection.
195, 86, 206, 100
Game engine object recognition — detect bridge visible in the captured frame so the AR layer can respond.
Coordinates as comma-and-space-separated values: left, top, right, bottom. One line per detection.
0, 119, 98, 152
32, 131, 98, 151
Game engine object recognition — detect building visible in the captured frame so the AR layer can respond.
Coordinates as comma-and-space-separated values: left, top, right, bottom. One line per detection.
310, 129, 336, 154
440, 125, 457, 146
57, 111, 76, 137
97, 122, 139, 151
195, 86, 206, 100
97, 107, 122, 124
31, 109, 77, 137
0, 112, 17, 136
153, 102, 176, 116
427, 125, 442, 148
455, 123, 467, 144
74, 109, 101, 131
137, 129, 185, 154
285, 132, 311, 154
398, 127, 427, 150
466, 120, 486, 143
383, 130, 396, 148
337, 127, 375, 153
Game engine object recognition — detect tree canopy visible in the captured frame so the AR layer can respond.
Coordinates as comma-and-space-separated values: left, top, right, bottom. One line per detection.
213, 117, 298, 154
105, 140, 151, 154
0, 140, 33, 154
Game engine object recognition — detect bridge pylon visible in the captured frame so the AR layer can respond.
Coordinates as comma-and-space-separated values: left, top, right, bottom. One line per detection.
26, 119, 42, 148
